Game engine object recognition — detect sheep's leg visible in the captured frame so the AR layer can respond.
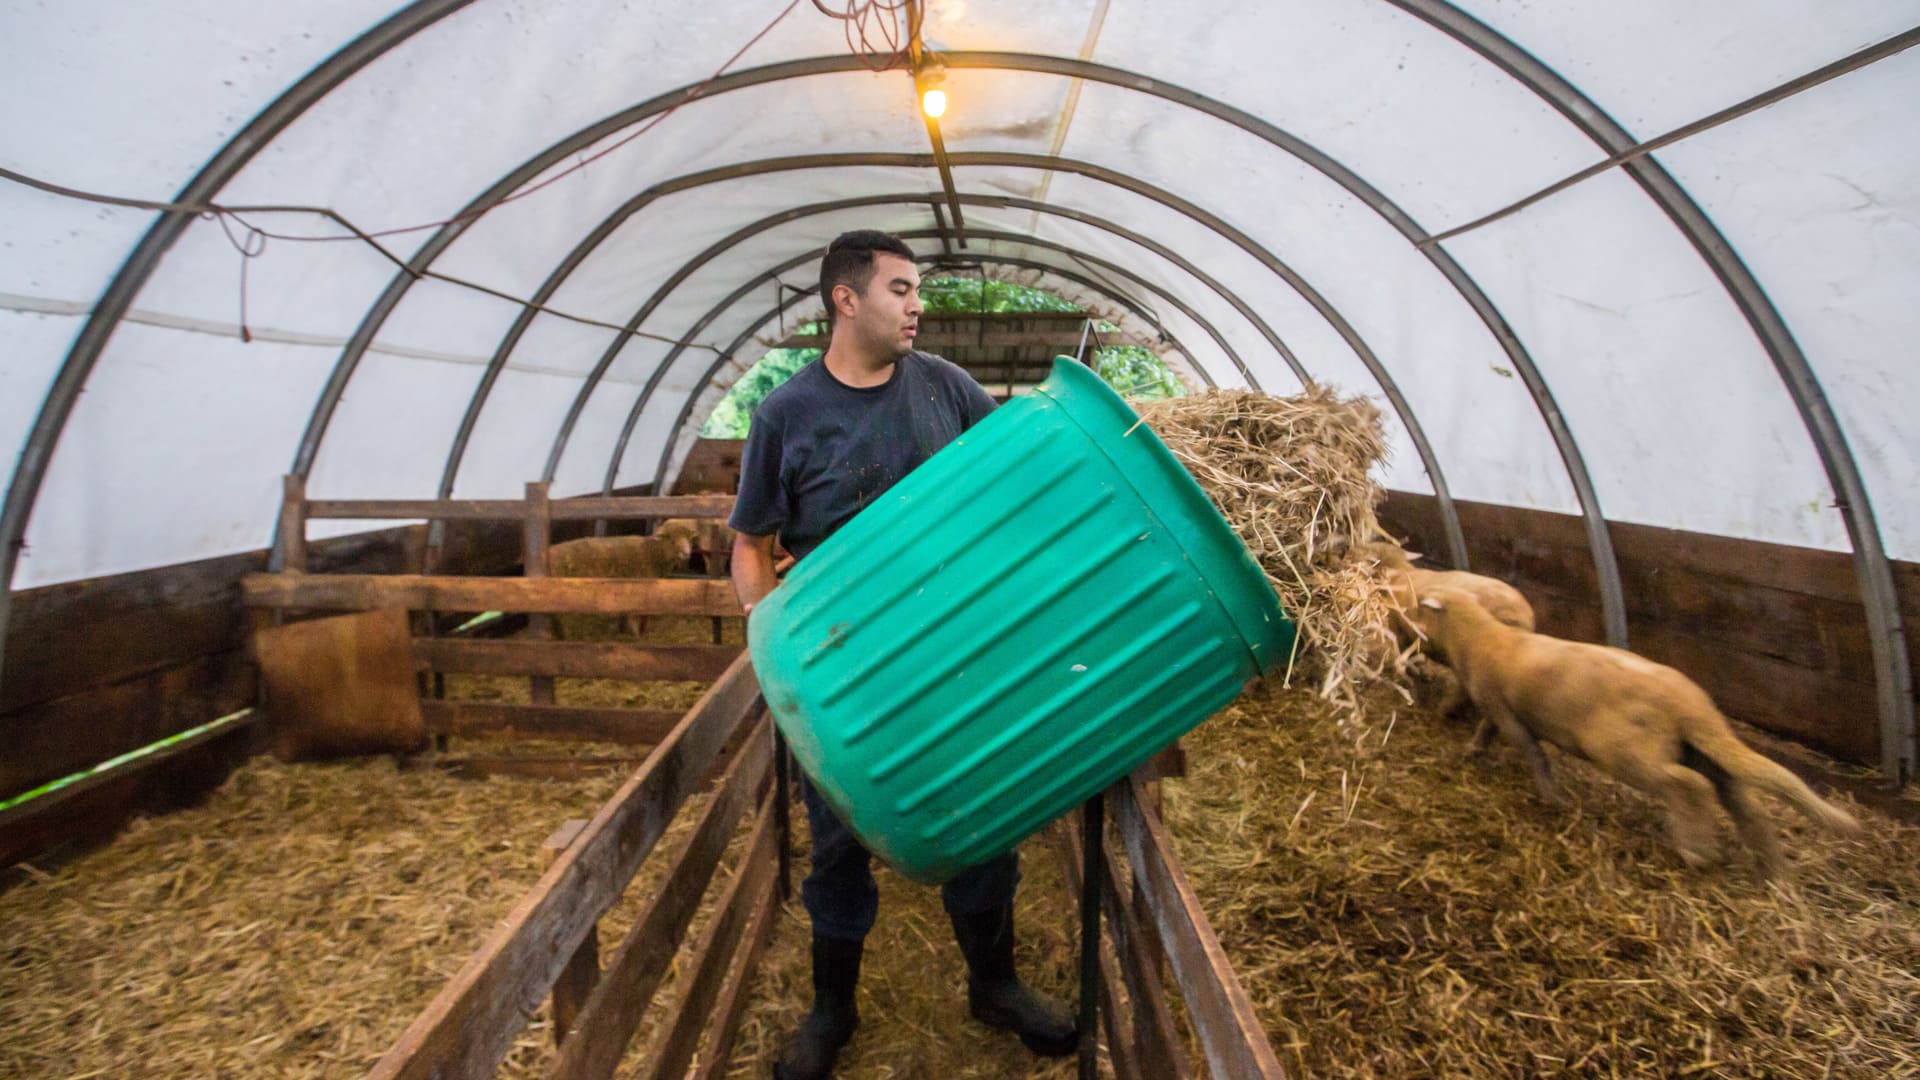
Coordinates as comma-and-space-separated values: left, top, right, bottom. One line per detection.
1487, 703, 1557, 803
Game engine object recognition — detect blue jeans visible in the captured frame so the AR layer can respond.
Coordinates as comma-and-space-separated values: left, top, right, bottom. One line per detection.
800, 774, 1020, 942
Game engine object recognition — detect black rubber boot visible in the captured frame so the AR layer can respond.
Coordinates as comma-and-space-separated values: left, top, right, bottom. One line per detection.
949, 903, 1078, 1057
773, 935, 862, 1080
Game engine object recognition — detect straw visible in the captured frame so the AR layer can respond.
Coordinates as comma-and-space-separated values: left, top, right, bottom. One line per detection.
1135, 387, 1411, 721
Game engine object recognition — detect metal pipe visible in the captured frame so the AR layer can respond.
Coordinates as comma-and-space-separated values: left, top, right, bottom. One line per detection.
1389, 0, 1912, 780
639, 239, 1250, 494
501, 174, 1465, 573
15, 48, 1551, 687
277, 55, 1514, 589
601, 234, 1222, 496
528, 193, 1222, 491
0, 0, 474, 698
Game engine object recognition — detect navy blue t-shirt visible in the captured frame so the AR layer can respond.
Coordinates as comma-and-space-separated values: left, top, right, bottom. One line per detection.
729, 351, 996, 559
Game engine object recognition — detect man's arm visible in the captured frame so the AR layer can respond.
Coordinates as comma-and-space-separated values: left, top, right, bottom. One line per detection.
731, 530, 781, 615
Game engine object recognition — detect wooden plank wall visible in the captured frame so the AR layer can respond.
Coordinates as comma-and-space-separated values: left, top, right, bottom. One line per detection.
1379, 491, 1920, 764
0, 518, 524, 865
675, 438, 746, 495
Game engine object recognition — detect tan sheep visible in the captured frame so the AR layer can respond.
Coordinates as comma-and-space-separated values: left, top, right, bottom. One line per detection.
547, 521, 697, 639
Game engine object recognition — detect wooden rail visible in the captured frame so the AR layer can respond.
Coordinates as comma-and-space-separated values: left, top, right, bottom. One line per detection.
548, 723, 773, 1080
373, 711, 1289, 1076
240, 574, 741, 616
414, 640, 741, 681
367, 653, 763, 1080
303, 494, 736, 522
418, 702, 683, 745
1111, 775, 1287, 1078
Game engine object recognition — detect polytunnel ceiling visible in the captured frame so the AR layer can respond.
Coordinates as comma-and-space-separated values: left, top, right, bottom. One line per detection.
0, 1, 1915, 779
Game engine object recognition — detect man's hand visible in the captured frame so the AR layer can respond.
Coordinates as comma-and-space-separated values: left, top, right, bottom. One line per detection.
731, 531, 781, 616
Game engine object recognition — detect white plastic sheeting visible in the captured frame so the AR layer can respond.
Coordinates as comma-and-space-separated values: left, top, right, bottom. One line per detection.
2, 0, 1917, 590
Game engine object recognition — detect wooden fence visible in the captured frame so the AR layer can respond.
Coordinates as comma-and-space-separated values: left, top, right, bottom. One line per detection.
244, 478, 743, 777
245, 477, 1286, 1076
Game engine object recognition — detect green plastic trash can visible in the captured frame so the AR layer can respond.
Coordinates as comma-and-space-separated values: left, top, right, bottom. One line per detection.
748, 356, 1294, 883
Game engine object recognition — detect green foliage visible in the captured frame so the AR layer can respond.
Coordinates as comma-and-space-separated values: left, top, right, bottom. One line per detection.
1094, 344, 1187, 401
917, 275, 1082, 315
700, 347, 820, 438
699, 278, 1184, 436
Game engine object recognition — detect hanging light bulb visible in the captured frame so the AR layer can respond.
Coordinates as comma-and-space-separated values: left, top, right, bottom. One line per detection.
921, 86, 947, 119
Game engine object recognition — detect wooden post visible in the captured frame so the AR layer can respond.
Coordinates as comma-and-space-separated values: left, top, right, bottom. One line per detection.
278, 474, 309, 574
1078, 792, 1104, 1079
524, 482, 555, 707
541, 818, 598, 1047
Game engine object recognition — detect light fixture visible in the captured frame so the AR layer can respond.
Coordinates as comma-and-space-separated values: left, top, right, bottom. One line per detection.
916, 54, 948, 121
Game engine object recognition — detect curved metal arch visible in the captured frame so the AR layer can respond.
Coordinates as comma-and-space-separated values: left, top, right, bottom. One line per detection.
7, 17, 1893, 768
517, 184, 1466, 570
0, 0, 473, 692
939, 51, 1622, 643
631, 245, 1189, 494
445, 188, 1248, 505
536, 194, 1207, 488
1388, 0, 1912, 782
21, 49, 1594, 669
308, 143, 1364, 499
273, 55, 1540, 588
530, 184, 1284, 492
594, 227, 1247, 498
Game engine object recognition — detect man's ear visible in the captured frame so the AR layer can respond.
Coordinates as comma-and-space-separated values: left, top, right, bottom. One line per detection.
1419, 595, 1444, 610
832, 282, 858, 322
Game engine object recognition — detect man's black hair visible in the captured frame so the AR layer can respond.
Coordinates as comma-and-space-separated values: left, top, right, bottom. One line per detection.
819, 229, 916, 329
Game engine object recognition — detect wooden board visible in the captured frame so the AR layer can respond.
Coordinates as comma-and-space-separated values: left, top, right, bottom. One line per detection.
396, 756, 655, 781
549, 717, 773, 1080
2, 526, 425, 715
1, 650, 256, 800
1111, 778, 1287, 1079
633, 804, 779, 1080
0, 714, 260, 869
686, 850, 782, 1080
674, 439, 745, 496
254, 608, 426, 761
418, 702, 682, 745
241, 573, 742, 617
1380, 491, 1917, 765
414, 640, 741, 682
1049, 820, 1156, 1080
305, 494, 736, 522
368, 655, 761, 1080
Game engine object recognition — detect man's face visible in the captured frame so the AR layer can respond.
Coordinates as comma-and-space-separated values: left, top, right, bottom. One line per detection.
840, 252, 922, 359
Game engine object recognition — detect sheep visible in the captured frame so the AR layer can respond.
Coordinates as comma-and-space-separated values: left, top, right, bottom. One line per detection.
546, 521, 698, 639
1413, 587, 1859, 875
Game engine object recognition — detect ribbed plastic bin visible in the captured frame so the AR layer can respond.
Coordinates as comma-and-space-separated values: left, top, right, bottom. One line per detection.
748, 357, 1294, 883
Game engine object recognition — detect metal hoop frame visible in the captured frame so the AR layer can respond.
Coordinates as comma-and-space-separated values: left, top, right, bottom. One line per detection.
2, 7, 1906, 778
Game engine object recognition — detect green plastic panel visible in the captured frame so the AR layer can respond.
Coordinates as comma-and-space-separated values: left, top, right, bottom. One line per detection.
749, 357, 1294, 883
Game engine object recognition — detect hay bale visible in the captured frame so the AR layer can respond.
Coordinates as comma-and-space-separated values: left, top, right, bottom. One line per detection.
254, 608, 427, 761
1135, 386, 1409, 718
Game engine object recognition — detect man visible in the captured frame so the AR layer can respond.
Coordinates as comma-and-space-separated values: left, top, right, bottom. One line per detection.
729, 231, 1076, 1080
